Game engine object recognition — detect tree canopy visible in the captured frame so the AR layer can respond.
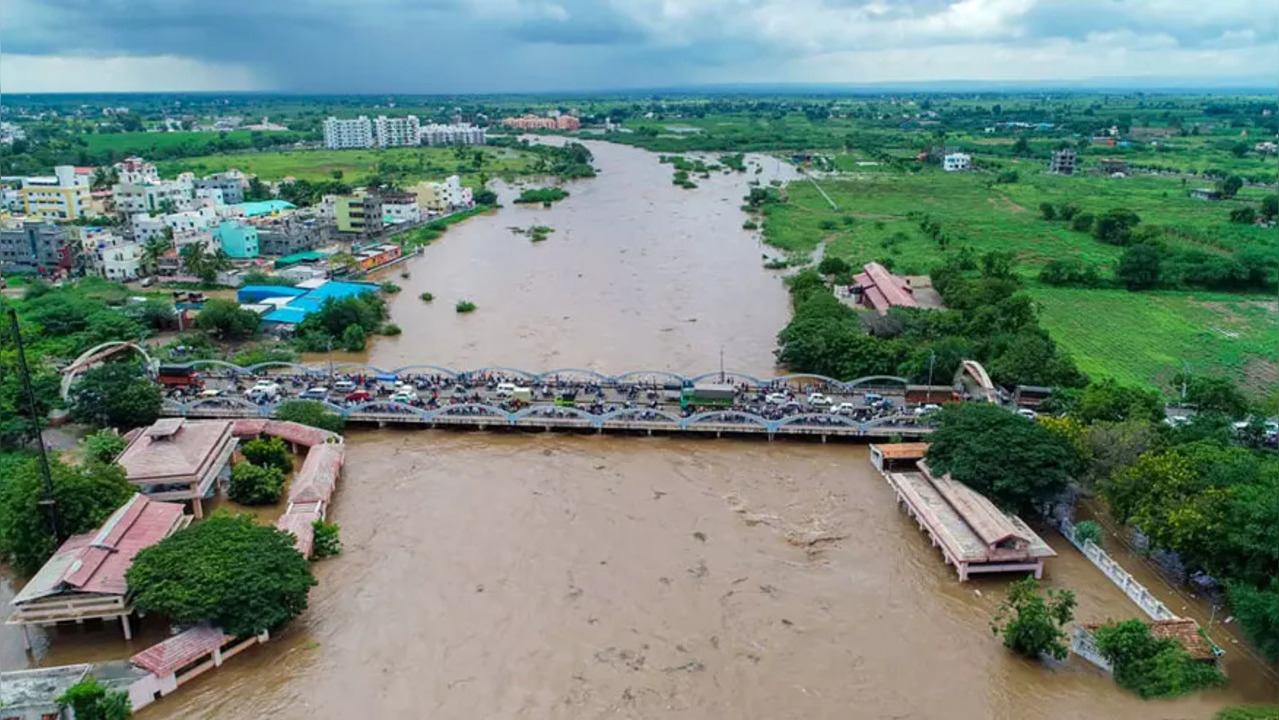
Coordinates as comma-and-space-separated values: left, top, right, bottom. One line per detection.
227, 462, 285, 506
68, 363, 162, 430
1093, 619, 1225, 698
925, 403, 1081, 515
990, 576, 1076, 660
241, 436, 293, 474
193, 299, 261, 340
127, 513, 317, 637
0, 457, 135, 575
275, 400, 345, 433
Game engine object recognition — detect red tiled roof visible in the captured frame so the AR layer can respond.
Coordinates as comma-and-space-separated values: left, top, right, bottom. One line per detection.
1082, 619, 1216, 661
263, 420, 340, 448
874, 442, 931, 460
11, 495, 186, 604
289, 444, 343, 506
231, 419, 269, 438
276, 510, 321, 559
861, 262, 917, 309
117, 420, 235, 484
131, 625, 232, 677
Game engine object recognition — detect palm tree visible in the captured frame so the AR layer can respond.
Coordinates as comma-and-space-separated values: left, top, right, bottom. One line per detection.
179, 243, 207, 279
140, 236, 170, 276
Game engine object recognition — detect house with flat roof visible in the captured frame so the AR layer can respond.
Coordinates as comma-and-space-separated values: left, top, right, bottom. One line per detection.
851, 262, 920, 315
0, 664, 92, 720
116, 419, 237, 518
6, 494, 190, 648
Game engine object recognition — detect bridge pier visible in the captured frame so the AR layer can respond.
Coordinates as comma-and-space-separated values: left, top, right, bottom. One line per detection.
821, 434, 827, 444
378, 421, 387, 428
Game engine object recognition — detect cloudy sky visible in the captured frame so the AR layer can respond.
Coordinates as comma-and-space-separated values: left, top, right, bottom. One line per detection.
2, 0, 1276, 93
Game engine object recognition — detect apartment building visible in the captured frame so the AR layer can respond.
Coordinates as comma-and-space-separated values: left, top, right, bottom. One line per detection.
323, 116, 374, 149
500, 114, 580, 131
943, 153, 972, 172
408, 175, 473, 213
0, 219, 67, 273
114, 156, 161, 185
419, 123, 487, 146
74, 226, 142, 280
113, 179, 195, 216
193, 172, 246, 205
335, 192, 384, 236
380, 191, 421, 225
213, 220, 260, 259
1049, 148, 1077, 176
253, 215, 330, 256
19, 166, 92, 221
373, 115, 421, 148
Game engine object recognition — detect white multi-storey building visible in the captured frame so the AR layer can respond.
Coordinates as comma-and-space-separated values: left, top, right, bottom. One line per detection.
373, 115, 421, 148
943, 153, 972, 172
419, 123, 486, 147
323, 116, 374, 149
113, 157, 161, 185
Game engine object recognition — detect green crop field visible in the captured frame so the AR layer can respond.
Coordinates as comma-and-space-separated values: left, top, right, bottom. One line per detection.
1033, 288, 1278, 393
84, 130, 295, 154
156, 146, 536, 184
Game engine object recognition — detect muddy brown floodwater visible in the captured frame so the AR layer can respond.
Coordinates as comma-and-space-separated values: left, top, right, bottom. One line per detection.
3, 140, 1274, 718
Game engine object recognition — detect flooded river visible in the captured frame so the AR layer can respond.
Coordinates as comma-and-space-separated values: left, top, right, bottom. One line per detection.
3, 140, 1274, 717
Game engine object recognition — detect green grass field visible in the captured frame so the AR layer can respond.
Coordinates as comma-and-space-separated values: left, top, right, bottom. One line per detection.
1033, 288, 1278, 393
157, 146, 536, 184
84, 130, 296, 154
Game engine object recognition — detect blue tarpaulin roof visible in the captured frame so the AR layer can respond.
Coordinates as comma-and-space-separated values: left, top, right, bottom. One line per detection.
237, 285, 308, 303
258, 280, 380, 325
236, 200, 296, 217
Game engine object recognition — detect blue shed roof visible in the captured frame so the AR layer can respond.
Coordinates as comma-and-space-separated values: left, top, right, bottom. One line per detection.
236, 200, 296, 218
263, 307, 310, 325
237, 285, 308, 303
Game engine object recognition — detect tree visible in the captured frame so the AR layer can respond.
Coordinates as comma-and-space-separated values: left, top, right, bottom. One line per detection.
988, 330, 1085, 389
127, 513, 316, 637
0, 458, 135, 575
179, 242, 208, 279
245, 177, 272, 201
1173, 374, 1249, 416
241, 436, 293, 474
194, 299, 260, 340
1229, 206, 1257, 224
82, 429, 127, 465
817, 256, 851, 277
1073, 378, 1165, 424
227, 462, 285, 505
1261, 194, 1278, 221
139, 237, 170, 276
474, 188, 498, 205
0, 370, 59, 450
59, 677, 132, 720
1226, 580, 1279, 663
1116, 244, 1163, 290
68, 363, 162, 430
1070, 212, 1094, 233
1038, 202, 1056, 220
1092, 208, 1142, 245
1218, 174, 1243, 199
340, 323, 367, 352
990, 576, 1076, 660
925, 403, 1081, 515
275, 400, 345, 433
312, 519, 342, 558
1093, 619, 1225, 698
1038, 258, 1099, 287
1012, 136, 1030, 156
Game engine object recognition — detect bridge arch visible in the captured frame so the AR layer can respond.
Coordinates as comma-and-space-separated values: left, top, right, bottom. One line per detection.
513, 405, 599, 424
613, 370, 689, 387
846, 375, 910, 389
430, 403, 512, 421
462, 367, 539, 383
345, 400, 432, 420
954, 360, 998, 403
771, 373, 850, 391
599, 407, 683, 425
389, 364, 461, 378
687, 371, 766, 387
186, 396, 265, 414
860, 413, 923, 431
774, 413, 860, 429
682, 410, 771, 430
60, 341, 156, 400
537, 368, 613, 385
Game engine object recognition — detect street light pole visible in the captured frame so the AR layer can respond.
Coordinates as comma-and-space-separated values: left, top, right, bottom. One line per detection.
927, 349, 937, 389
6, 308, 62, 543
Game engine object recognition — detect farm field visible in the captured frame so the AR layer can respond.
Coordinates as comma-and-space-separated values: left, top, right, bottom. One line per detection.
1033, 288, 1279, 393
157, 146, 537, 184
84, 129, 299, 154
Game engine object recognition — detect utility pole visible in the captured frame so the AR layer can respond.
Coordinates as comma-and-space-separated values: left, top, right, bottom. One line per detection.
1181, 361, 1190, 404
927, 349, 937, 389
6, 308, 62, 543
327, 337, 335, 385
719, 345, 725, 383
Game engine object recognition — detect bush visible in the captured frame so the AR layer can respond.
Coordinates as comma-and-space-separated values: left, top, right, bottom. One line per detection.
380, 322, 402, 336
1116, 243, 1164, 290
1057, 203, 1080, 221
742, 220, 758, 230
513, 187, 569, 205
419, 292, 434, 302
1038, 202, 1056, 220
1070, 212, 1095, 233
275, 400, 345, 433
379, 281, 401, 294
1093, 619, 1225, 698
817, 256, 852, 276
312, 519, 341, 558
59, 677, 131, 720
194, 298, 261, 340
1230, 206, 1257, 224
456, 300, 477, 313
1039, 258, 1100, 287
240, 436, 292, 475
127, 513, 317, 637
340, 324, 367, 352
1092, 208, 1142, 246
82, 430, 127, 465
1073, 520, 1103, 547
69, 363, 162, 430
990, 577, 1076, 660
994, 170, 1019, 184
228, 462, 285, 505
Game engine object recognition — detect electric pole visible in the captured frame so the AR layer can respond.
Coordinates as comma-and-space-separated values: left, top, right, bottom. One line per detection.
6, 308, 63, 542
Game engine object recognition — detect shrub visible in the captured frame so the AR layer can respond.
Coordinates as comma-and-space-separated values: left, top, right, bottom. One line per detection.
456, 300, 477, 313
380, 281, 401, 294
742, 220, 758, 230
228, 462, 285, 505
994, 170, 1019, 184
1057, 203, 1080, 221
419, 292, 434, 302
1070, 212, 1095, 233
240, 436, 292, 475
275, 400, 345, 433
1039, 202, 1056, 220
1039, 258, 1100, 287
380, 322, 402, 336
340, 324, 367, 352
58, 677, 131, 720
1229, 206, 1257, 224
817, 256, 852, 276
1093, 208, 1142, 246
1093, 619, 1225, 698
818, 219, 839, 231
1073, 520, 1103, 547
990, 577, 1077, 660
82, 430, 127, 465
312, 519, 342, 558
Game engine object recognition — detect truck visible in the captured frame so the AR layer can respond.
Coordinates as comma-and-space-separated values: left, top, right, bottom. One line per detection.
156, 365, 201, 390
680, 382, 737, 410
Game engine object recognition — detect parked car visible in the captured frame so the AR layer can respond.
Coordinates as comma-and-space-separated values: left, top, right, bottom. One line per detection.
345, 390, 372, 403
333, 380, 357, 393
863, 392, 884, 405
807, 392, 832, 407
832, 402, 857, 415
390, 390, 419, 404
1016, 408, 1037, 420
197, 388, 223, 399
765, 392, 790, 405
915, 404, 941, 416
299, 387, 329, 400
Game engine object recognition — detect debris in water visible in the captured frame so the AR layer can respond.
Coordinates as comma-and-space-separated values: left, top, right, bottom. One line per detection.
693, 531, 707, 542
659, 576, 672, 585
475, 584, 484, 593
781, 618, 793, 627
652, 490, 667, 500
759, 584, 778, 597
663, 660, 705, 673
687, 560, 708, 579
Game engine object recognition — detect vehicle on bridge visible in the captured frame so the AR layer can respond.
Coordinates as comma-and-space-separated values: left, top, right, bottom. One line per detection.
680, 382, 737, 410
157, 365, 202, 391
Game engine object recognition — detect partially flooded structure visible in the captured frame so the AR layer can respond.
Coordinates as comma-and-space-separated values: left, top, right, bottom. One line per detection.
117, 418, 237, 518
871, 444, 1055, 581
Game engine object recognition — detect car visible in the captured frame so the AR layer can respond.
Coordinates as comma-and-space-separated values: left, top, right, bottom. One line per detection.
1164, 415, 1190, 428
495, 382, 531, 400
248, 380, 281, 394
344, 390, 372, 403
765, 392, 790, 405
1016, 408, 1037, 420
390, 390, 419, 403
807, 392, 832, 407
299, 387, 329, 400
863, 392, 884, 405
832, 402, 857, 415
333, 380, 358, 393
197, 388, 223, 399
914, 403, 941, 416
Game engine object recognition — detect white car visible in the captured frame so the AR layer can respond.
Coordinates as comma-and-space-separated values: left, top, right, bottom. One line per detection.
298, 386, 329, 400
248, 381, 281, 395
807, 392, 832, 407
832, 402, 857, 415
915, 404, 941, 416
333, 380, 357, 393
1164, 415, 1191, 428
391, 390, 419, 403
765, 392, 790, 405
1016, 408, 1037, 420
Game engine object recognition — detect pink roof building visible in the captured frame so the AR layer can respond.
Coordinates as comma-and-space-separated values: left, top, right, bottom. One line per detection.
7, 494, 190, 646
117, 419, 237, 518
852, 262, 919, 315
130, 625, 233, 677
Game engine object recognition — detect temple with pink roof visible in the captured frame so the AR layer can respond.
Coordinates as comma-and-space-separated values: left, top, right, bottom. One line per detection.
116, 418, 238, 519
851, 262, 920, 315
6, 494, 190, 647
